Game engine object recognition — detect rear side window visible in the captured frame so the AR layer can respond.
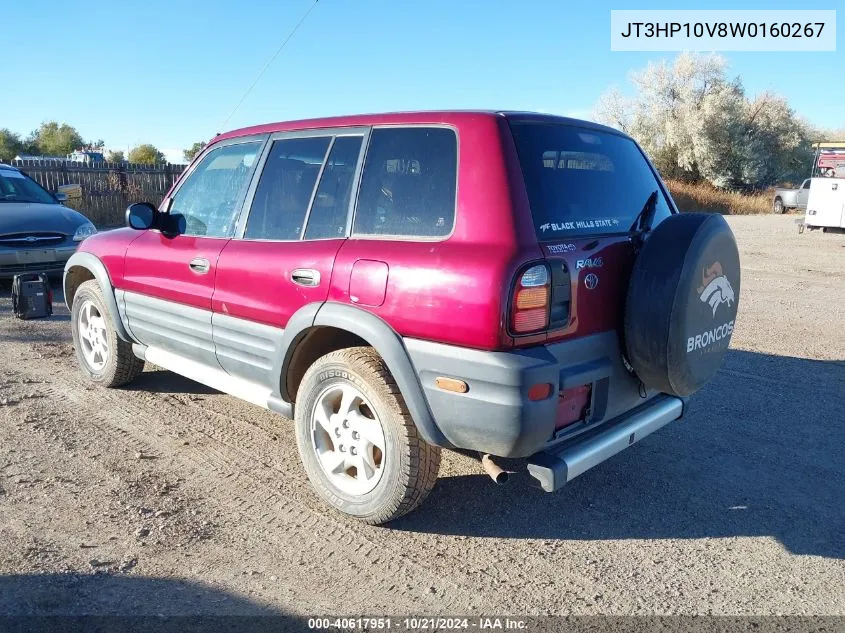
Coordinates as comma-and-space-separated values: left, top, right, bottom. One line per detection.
353, 127, 456, 238
245, 137, 331, 240
304, 136, 364, 240
509, 122, 672, 238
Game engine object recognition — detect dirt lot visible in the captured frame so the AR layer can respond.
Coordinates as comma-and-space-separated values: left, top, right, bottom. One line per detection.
0, 215, 843, 618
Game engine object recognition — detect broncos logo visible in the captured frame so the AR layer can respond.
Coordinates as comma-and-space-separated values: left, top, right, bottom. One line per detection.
697, 262, 735, 317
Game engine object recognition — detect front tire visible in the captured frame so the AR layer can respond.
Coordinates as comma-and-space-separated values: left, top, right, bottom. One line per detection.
773, 198, 784, 214
71, 280, 144, 387
294, 347, 441, 525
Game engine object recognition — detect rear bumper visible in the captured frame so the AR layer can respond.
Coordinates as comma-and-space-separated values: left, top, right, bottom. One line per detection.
526, 395, 683, 492
404, 331, 665, 458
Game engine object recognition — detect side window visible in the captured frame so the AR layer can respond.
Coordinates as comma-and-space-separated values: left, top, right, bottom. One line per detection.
304, 136, 364, 240
244, 137, 331, 241
353, 127, 457, 238
169, 142, 261, 238
802, 180, 811, 189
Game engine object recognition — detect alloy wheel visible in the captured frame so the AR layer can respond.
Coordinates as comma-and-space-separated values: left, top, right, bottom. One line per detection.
310, 382, 386, 496
77, 300, 109, 372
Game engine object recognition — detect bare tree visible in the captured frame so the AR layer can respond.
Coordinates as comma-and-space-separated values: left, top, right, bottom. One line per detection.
593, 87, 631, 134
594, 53, 812, 188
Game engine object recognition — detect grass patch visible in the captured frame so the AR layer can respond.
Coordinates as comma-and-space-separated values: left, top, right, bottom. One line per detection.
666, 179, 774, 215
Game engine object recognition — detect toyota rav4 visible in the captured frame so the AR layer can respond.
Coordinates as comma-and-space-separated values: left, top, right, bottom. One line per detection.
64, 112, 741, 524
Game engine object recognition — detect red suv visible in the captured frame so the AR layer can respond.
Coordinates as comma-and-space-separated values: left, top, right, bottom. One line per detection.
64, 112, 740, 524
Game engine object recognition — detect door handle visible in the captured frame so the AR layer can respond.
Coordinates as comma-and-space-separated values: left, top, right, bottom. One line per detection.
189, 257, 210, 274
291, 268, 321, 287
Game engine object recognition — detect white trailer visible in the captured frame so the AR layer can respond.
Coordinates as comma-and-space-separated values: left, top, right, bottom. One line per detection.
802, 177, 845, 233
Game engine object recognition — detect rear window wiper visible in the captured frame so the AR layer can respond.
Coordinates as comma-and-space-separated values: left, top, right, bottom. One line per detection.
628, 190, 658, 234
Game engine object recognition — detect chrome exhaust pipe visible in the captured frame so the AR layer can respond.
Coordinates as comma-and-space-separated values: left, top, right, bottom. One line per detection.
480, 453, 509, 485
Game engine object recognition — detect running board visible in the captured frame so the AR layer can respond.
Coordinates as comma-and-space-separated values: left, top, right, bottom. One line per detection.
132, 344, 293, 418
527, 396, 684, 492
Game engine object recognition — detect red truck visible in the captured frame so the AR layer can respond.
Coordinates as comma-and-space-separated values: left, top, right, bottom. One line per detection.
64, 111, 741, 524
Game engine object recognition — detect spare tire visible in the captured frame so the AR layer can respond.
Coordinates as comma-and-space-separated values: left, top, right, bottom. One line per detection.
624, 213, 741, 397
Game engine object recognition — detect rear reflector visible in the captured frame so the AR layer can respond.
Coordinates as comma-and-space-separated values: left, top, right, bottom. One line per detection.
528, 383, 553, 401
555, 384, 592, 430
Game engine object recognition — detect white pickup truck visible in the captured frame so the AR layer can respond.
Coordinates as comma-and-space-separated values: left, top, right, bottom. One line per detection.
803, 177, 845, 233
772, 179, 811, 214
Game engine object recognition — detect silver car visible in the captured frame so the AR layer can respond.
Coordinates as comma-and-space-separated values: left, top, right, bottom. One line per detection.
0, 163, 96, 278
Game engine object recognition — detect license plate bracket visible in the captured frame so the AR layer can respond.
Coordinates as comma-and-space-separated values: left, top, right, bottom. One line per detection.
555, 384, 593, 430
16, 249, 56, 264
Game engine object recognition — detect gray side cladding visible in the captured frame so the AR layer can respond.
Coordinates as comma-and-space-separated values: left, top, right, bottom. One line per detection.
121, 291, 218, 369
213, 312, 284, 387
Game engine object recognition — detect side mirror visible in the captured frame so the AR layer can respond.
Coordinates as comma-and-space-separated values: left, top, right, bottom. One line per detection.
54, 192, 69, 203
164, 213, 188, 236
125, 202, 158, 230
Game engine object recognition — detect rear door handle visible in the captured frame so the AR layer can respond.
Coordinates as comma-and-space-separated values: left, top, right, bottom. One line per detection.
291, 268, 321, 287
189, 257, 210, 274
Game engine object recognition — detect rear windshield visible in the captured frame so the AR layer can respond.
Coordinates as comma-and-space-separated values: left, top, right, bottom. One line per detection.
509, 122, 672, 238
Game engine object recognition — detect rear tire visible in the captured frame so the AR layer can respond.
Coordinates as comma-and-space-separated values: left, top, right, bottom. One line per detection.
71, 280, 144, 387
773, 198, 784, 214
294, 347, 441, 525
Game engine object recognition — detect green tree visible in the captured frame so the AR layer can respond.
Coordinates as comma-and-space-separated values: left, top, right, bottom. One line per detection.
0, 129, 23, 162
28, 121, 85, 157
183, 141, 206, 162
106, 150, 125, 163
128, 144, 166, 165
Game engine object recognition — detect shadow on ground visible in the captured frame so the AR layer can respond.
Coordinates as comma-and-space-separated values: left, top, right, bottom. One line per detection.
393, 350, 845, 560
0, 573, 306, 631
125, 370, 219, 396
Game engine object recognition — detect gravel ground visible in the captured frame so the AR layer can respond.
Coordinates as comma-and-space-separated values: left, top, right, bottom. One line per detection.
0, 214, 843, 618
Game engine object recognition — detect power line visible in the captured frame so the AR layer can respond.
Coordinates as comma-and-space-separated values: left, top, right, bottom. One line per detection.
218, 0, 320, 133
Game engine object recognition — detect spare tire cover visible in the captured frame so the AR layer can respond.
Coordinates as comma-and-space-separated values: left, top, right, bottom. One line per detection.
624, 212, 741, 397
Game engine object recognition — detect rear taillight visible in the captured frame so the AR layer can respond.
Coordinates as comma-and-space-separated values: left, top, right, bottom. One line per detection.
512, 264, 550, 334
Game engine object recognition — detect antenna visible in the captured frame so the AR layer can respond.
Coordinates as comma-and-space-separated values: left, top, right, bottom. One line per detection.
218, 0, 321, 133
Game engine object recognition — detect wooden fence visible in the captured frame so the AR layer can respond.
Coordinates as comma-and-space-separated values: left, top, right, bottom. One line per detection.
11, 160, 186, 227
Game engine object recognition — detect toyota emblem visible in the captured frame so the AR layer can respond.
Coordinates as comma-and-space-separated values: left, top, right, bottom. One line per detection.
584, 273, 599, 290
25, 236, 37, 242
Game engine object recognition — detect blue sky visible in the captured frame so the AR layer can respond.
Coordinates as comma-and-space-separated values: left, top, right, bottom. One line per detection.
2, 0, 841, 162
